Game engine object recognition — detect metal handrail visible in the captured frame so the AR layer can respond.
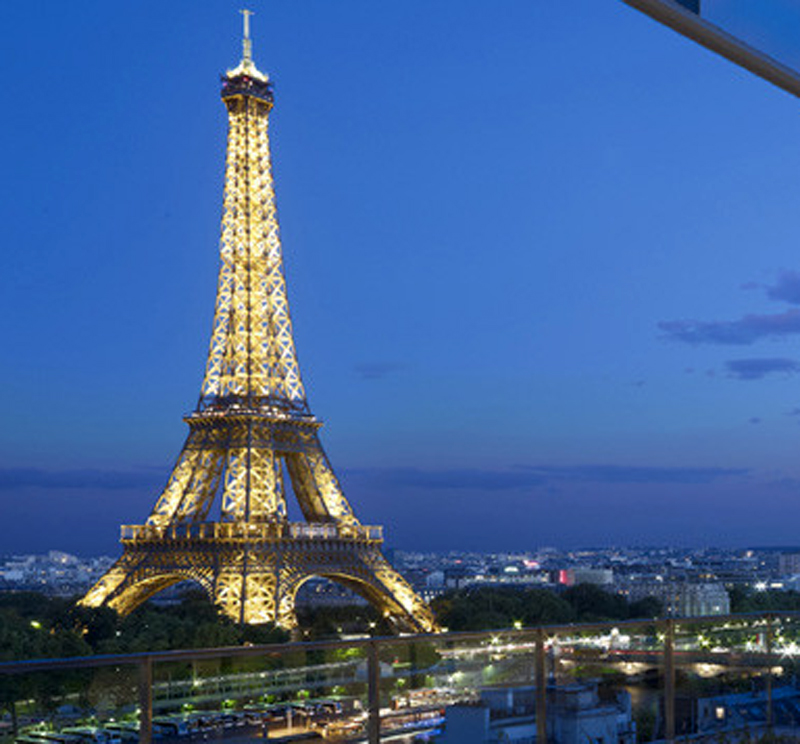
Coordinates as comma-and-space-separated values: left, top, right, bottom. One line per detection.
1, 611, 796, 744
0, 610, 794, 675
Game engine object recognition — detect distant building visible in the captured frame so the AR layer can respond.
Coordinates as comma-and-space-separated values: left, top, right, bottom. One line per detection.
627, 581, 729, 617
437, 681, 634, 744
420, 570, 447, 603
675, 685, 800, 737
0, 553, 114, 596
426, 570, 445, 588
779, 553, 800, 577
560, 568, 614, 587
294, 576, 368, 608
550, 682, 635, 744
445, 566, 473, 590
669, 582, 730, 616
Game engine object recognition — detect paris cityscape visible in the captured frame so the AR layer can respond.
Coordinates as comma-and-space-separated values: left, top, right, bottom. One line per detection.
6, 2, 800, 744
5, 545, 800, 616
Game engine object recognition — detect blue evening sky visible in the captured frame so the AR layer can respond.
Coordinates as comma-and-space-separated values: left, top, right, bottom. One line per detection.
3, 1, 800, 555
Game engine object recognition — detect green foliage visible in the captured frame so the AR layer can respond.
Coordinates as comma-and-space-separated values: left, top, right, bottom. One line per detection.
432, 584, 663, 631
0, 582, 669, 662
68, 605, 118, 648
562, 584, 628, 621
333, 647, 365, 662
295, 603, 392, 639
432, 587, 573, 630
0, 594, 92, 663
730, 587, 800, 613
0, 589, 288, 663
629, 595, 662, 619
634, 706, 657, 742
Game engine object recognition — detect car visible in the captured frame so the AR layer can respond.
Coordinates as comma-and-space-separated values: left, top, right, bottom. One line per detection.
24, 733, 85, 744
152, 718, 190, 737
61, 727, 113, 744
102, 724, 138, 743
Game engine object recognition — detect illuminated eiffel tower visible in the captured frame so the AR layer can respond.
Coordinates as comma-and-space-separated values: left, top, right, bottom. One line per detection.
81, 14, 437, 633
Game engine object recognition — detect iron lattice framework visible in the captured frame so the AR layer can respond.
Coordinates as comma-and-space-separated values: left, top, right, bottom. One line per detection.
80, 20, 437, 633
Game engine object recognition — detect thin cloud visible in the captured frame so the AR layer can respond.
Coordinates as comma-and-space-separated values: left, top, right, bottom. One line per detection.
660, 270, 800, 346
659, 309, 800, 346
349, 464, 748, 491
354, 362, 404, 380
725, 358, 800, 381
0, 467, 165, 491
519, 464, 747, 485
351, 467, 547, 491
767, 270, 800, 304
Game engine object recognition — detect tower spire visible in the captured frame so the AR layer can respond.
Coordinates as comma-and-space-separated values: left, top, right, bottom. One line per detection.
226, 8, 268, 83
241, 9, 253, 65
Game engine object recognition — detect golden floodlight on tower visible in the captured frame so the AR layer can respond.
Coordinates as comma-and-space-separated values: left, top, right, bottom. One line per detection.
80, 13, 438, 633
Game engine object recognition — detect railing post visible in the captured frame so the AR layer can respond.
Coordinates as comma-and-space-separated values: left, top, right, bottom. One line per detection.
367, 640, 381, 744
535, 627, 547, 744
766, 614, 774, 731
664, 619, 675, 744
138, 657, 152, 744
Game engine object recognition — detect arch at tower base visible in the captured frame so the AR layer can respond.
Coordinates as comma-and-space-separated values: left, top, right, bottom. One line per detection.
80, 524, 438, 634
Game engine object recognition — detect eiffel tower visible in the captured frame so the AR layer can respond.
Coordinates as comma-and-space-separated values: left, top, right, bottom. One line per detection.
80, 15, 437, 634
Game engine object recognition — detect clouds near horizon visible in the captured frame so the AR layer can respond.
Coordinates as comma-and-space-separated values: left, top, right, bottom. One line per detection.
351, 463, 748, 491
659, 309, 800, 346
0, 461, 748, 496
767, 270, 800, 305
725, 358, 800, 380
353, 362, 405, 380
659, 270, 800, 347
0, 467, 165, 491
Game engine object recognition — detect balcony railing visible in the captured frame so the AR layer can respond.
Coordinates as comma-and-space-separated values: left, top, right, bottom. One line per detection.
120, 521, 383, 543
2, 612, 800, 744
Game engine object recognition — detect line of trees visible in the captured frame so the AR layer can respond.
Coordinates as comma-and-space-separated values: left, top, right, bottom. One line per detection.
432, 584, 800, 632
729, 586, 800, 613
430, 584, 663, 631
0, 590, 404, 664
4, 583, 800, 664
0, 591, 287, 664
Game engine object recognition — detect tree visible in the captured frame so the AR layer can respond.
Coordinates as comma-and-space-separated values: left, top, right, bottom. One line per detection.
431, 584, 663, 631
432, 586, 575, 631
629, 596, 662, 619
563, 584, 628, 621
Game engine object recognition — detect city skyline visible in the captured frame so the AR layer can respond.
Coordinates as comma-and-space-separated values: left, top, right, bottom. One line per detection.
4, 1, 800, 555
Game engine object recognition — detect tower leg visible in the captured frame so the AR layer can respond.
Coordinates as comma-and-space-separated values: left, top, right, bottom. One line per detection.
82, 537, 437, 633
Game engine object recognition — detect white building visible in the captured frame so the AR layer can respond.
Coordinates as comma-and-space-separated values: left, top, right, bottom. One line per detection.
779, 553, 800, 576
626, 580, 729, 617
